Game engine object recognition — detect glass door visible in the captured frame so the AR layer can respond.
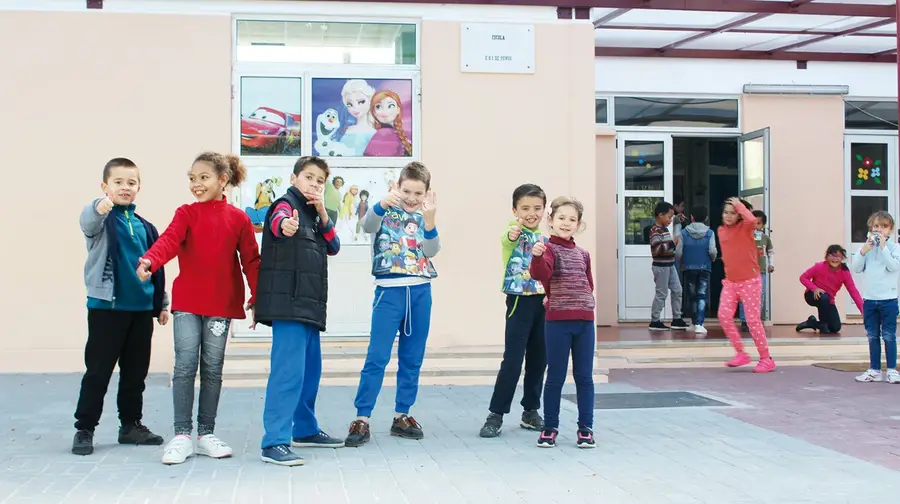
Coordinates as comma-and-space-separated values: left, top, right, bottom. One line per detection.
845, 135, 897, 316
617, 133, 674, 321
738, 128, 770, 319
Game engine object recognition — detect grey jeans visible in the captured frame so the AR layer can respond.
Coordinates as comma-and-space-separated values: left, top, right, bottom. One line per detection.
172, 312, 231, 436
651, 265, 683, 321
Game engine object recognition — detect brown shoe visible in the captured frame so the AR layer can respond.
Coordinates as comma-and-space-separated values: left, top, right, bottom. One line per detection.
345, 420, 370, 447
390, 415, 424, 440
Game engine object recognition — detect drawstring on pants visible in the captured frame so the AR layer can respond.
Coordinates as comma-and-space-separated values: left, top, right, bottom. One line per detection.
403, 286, 413, 337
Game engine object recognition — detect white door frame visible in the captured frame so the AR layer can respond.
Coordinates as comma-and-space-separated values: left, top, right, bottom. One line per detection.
616, 132, 674, 321
737, 127, 771, 319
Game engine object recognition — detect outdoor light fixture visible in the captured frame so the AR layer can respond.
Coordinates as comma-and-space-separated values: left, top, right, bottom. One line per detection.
742, 84, 850, 95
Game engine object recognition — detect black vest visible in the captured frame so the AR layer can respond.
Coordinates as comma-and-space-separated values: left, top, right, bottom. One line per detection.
254, 186, 329, 331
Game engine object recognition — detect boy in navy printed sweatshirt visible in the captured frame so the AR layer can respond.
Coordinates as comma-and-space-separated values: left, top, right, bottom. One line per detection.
73, 157, 170, 456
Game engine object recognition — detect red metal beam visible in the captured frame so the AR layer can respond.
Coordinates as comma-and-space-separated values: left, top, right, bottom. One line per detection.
593, 25, 896, 38
595, 46, 897, 63
593, 8, 630, 27
768, 18, 896, 52
584, 0, 894, 18
660, 13, 770, 51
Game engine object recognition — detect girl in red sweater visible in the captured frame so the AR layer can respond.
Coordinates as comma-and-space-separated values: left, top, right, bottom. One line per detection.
717, 197, 775, 373
530, 196, 596, 449
137, 152, 260, 465
796, 245, 863, 334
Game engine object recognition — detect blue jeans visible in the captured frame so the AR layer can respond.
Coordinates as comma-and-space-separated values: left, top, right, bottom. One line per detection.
739, 273, 767, 322
354, 284, 432, 417
863, 299, 899, 370
542, 320, 595, 430
682, 270, 710, 326
261, 320, 322, 449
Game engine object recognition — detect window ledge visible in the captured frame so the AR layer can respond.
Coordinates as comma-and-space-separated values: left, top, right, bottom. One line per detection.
596, 125, 616, 137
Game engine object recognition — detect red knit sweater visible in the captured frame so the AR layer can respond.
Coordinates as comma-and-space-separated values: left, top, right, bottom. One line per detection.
529, 235, 595, 321
142, 197, 260, 319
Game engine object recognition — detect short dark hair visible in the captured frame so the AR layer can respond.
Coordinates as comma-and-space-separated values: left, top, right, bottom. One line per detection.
690, 205, 708, 223
825, 244, 849, 270
511, 183, 546, 208
752, 209, 767, 225
359, 189, 370, 199
293, 156, 329, 178
673, 195, 685, 206
103, 157, 138, 182
398, 161, 431, 190
654, 201, 674, 217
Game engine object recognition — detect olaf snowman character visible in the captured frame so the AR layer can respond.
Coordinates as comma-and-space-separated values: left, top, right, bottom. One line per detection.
314, 108, 353, 157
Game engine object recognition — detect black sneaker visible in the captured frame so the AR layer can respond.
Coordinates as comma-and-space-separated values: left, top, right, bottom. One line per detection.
390, 414, 424, 440
345, 420, 371, 447
261, 444, 304, 466
520, 410, 543, 431
649, 321, 669, 331
292, 430, 345, 448
118, 421, 164, 446
72, 429, 94, 456
796, 315, 819, 332
536, 428, 557, 448
479, 413, 502, 438
576, 427, 596, 449
670, 319, 689, 331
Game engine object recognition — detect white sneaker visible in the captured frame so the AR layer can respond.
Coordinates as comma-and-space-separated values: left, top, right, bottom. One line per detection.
694, 325, 707, 334
855, 369, 884, 383
196, 434, 233, 459
161, 435, 194, 465
887, 369, 900, 384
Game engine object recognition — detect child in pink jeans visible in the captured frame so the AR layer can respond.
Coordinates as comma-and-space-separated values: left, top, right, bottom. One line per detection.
717, 197, 776, 373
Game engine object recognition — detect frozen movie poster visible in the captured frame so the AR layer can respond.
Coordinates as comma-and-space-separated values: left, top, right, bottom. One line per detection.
325, 167, 398, 245
240, 167, 291, 246
240, 77, 302, 156
310, 78, 413, 158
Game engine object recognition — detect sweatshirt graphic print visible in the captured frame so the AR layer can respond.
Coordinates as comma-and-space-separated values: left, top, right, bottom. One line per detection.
501, 221, 547, 296
372, 207, 438, 278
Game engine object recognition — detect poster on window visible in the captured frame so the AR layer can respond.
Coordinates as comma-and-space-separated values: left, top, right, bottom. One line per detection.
240, 167, 292, 246
240, 77, 302, 156
326, 167, 397, 245
311, 78, 413, 158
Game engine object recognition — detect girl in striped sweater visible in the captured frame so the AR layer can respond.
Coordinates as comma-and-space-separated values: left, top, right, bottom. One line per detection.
529, 196, 596, 449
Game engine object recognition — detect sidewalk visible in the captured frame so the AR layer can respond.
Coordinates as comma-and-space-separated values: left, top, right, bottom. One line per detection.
1, 372, 899, 503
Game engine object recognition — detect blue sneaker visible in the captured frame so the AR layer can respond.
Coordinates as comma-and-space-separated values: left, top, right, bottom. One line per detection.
292, 430, 345, 448
261, 444, 305, 466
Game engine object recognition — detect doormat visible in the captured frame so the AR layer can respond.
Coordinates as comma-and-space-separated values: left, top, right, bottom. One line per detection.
563, 391, 730, 410
812, 362, 883, 372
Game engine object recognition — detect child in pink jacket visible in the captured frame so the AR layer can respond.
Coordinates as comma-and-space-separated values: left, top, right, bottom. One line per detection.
796, 244, 863, 334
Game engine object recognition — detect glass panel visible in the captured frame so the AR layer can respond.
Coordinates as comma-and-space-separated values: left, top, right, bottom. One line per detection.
240, 77, 302, 156
623, 140, 664, 191
595, 98, 608, 124
850, 143, 889, 190
741, 136, 765, 192
311, 78, 414, 158
624, 197, 663, 245
614, 97, 739, 128
851, 196, 889, 243
844, 101, 898, 131
236, 21, 416, 64
240, 166, 292, 242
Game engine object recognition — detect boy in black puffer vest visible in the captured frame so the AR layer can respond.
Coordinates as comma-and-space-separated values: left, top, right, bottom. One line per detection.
255, 156, 343, 467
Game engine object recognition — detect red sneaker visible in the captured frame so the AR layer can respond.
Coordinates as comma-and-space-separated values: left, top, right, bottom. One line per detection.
752, 357, 777, 373
725, 352, 751, 368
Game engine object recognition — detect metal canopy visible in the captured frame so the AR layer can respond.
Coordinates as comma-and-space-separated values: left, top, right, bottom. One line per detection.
592, 0, 898, 63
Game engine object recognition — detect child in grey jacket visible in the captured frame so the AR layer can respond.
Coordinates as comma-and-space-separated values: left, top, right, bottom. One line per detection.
72, 158, 170, 456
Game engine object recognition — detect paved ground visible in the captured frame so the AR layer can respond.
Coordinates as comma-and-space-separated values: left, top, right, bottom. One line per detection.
2, 372, 900, 504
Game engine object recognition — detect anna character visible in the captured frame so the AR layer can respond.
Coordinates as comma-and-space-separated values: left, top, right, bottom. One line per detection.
363, 90, 412, 157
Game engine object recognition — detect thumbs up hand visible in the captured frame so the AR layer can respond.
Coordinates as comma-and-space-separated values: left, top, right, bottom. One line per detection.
532, 240, 547, 257
96, 196, 114, 215
136, 258, 152, 281
281, 209, 300, 237
508, 218, 524, 242
381, 181, 402, 210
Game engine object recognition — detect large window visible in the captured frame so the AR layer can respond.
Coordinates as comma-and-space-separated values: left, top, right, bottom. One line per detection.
845, 101, 898, 131
848, 142, 893, 243
614, 97, 739, 128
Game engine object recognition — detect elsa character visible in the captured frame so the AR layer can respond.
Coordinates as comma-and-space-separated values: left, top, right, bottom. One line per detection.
333, 79, 376, 155
364, 90, 412, 157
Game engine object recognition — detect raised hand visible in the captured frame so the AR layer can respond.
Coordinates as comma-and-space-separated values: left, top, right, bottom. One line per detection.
96, 196, 114, 215
508, 218, 524, 241
422, 189, 437, 219
381, 181, 402, 210
136, 258, 152, 282
281, 209, 300, 237
532, 241, 547, 257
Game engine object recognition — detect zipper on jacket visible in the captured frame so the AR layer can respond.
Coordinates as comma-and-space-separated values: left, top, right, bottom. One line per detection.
124, 210, 135, 236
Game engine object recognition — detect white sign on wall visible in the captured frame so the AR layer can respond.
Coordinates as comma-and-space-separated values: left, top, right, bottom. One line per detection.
460, 23, 535, 74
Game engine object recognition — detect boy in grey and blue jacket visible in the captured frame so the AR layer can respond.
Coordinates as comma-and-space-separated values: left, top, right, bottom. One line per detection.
72, 158, 170, 457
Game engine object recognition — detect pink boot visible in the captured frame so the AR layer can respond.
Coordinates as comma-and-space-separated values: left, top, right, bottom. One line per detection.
752, 357, 777, 373
725, 352, 751, 368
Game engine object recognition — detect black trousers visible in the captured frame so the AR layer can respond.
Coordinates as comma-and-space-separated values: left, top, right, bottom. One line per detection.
74, 309, 154, 431
804, 291, 842, 333
489, 295, 546, 415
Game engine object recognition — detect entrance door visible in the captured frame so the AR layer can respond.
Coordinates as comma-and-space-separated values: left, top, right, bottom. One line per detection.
617, 133, 674, 321
737, 128, 770, 318
845, 135, 898, 316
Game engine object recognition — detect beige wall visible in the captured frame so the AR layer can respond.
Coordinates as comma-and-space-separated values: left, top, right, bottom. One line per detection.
0, 12, 597, 371
0, 11, 231, 372
594, 130, 617, 325
741, 95, 846, 324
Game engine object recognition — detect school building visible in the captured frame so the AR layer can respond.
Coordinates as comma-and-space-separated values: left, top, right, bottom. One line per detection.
0, 0, 896, 374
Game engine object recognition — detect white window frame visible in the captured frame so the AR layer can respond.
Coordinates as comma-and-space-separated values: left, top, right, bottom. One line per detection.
595, 94, 611, 126
609, 94, 742, 135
